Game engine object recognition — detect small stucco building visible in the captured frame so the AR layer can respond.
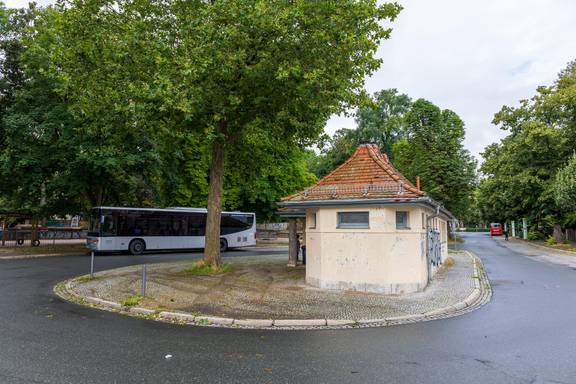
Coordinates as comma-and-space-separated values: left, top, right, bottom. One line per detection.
279, 144, 455, 294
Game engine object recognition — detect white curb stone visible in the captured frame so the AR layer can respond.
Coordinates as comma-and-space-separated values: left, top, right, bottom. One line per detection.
84, 296, 121, 310
195, 316, 234, 325
84, 296, 102, 305
159, 311, 195, 322
424, 307, 450, 317
274, 319, 327, 327
356, 318, 386, 325
451, 301, 468, 311
385, 314, 425, 322
464, 289, 481, 306
129, 307, 156, 315
99, 299, 122, 310
234, 319, 273, 327
327, 319, 359, 326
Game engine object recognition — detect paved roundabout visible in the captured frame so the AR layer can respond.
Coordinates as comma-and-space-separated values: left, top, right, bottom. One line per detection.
55, 251, 491, 329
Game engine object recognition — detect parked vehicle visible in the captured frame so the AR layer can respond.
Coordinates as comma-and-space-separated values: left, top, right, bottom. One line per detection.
490, 223, 503, 236
86, 206, 256, 254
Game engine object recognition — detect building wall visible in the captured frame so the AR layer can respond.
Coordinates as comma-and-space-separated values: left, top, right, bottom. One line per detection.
305, 204, 449, 294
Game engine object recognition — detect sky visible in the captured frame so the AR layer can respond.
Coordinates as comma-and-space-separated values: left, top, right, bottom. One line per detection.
5, 0, 576, 162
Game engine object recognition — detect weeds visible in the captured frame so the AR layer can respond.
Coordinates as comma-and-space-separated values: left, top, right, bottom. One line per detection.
122, 294, 143, 307
76, 275, 97, 283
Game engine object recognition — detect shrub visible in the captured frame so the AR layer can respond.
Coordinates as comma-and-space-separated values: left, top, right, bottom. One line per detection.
547, 236, 557, 246
527, 230, 545, 241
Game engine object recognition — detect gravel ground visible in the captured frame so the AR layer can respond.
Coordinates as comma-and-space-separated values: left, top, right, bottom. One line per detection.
72, 251, 475, 320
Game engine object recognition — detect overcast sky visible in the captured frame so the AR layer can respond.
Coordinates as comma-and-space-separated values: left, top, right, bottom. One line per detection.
5, 0, 576, 162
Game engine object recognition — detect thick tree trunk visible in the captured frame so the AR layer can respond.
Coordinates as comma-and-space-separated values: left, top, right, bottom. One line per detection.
288, 219, 298, 267
204, 140, 225, 268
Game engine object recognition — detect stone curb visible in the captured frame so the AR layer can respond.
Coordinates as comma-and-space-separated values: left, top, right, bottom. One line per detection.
274, 319, 327, 327
235, 319, 274, 327
54, 250, 492, 330
159, 311, 195, 322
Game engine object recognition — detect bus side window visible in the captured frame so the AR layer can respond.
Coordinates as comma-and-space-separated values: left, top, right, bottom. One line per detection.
188, 213, 205, 236
102, 215, 116, 236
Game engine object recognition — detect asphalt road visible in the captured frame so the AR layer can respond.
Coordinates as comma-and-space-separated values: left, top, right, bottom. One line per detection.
1, 233, 576, 384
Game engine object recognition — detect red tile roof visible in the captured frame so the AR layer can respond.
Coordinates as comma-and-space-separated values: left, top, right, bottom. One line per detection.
282, 144, 425, 202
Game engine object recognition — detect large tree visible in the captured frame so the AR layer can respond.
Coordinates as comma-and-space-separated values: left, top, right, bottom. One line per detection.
48, 0, 402, 266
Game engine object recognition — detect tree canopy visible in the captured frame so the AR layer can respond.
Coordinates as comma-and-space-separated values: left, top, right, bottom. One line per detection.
478, 61, 576, 235
38, 0, 401, 265
310, 92, 477, 218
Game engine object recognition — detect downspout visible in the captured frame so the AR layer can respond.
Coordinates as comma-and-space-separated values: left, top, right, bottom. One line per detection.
425, 201, 441, 283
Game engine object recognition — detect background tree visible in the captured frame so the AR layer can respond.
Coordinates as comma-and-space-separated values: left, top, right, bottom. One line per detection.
48, 0, 402, 266
553, 153, 576, 212
310, 88, 412, 177
355, 88, 412, 156
392, 99, 477, 218
0, 5, 161, 216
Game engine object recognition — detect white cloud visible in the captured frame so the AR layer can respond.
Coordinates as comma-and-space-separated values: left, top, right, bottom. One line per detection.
326, 0, 576, 161
6, 0, 576, 162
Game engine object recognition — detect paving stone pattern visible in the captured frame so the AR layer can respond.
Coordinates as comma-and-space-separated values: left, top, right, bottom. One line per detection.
72, 252, 475, 321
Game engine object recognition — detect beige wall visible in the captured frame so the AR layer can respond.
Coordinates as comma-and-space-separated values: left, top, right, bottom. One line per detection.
305, 204, 449, 294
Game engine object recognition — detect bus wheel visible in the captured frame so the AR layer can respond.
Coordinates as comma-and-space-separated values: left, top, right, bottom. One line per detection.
16, 239, 24, 246
219, 239, 228, 253
32, 239, 40, 247
129, 239, 146, 255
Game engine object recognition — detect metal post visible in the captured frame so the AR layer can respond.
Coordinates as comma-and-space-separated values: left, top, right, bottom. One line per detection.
511, 221, 516, 238
90, 251, 95, 278
141, 264, 147, 297
522, 218, 528, 240
1, 220, 5, 246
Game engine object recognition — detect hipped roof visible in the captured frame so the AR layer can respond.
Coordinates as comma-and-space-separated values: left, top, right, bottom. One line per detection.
282, 143, 425, 203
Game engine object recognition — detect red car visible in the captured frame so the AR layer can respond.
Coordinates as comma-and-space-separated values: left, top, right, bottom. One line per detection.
490, 223, 503, 236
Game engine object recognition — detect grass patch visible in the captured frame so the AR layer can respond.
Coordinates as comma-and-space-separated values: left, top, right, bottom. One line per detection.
122, 294, 143, 307
76, 275, 97, 283
183, 260, 234, 276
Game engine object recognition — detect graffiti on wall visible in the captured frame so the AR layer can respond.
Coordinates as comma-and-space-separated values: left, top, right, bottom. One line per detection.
428, 229, 442, 267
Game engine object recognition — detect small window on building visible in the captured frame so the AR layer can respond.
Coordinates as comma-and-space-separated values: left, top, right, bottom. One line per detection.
309, 212, 316, 229
337, 212, 369, 229
396, 211, 409, 229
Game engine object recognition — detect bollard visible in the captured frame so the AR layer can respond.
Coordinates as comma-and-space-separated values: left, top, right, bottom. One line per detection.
90, 251, 95, 278
141, 264, 147, 297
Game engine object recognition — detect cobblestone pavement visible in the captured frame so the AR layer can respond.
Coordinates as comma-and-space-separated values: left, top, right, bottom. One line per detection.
493, 237, 576, 268
71, 251, 476, 320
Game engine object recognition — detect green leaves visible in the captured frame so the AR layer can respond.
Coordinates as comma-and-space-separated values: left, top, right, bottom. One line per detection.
553, 153, 576, 211
311, 92, 477, 219
479, 61, 576, 228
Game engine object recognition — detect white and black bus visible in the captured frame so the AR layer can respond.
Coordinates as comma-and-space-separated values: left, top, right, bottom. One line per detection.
86, 206, 256, 254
